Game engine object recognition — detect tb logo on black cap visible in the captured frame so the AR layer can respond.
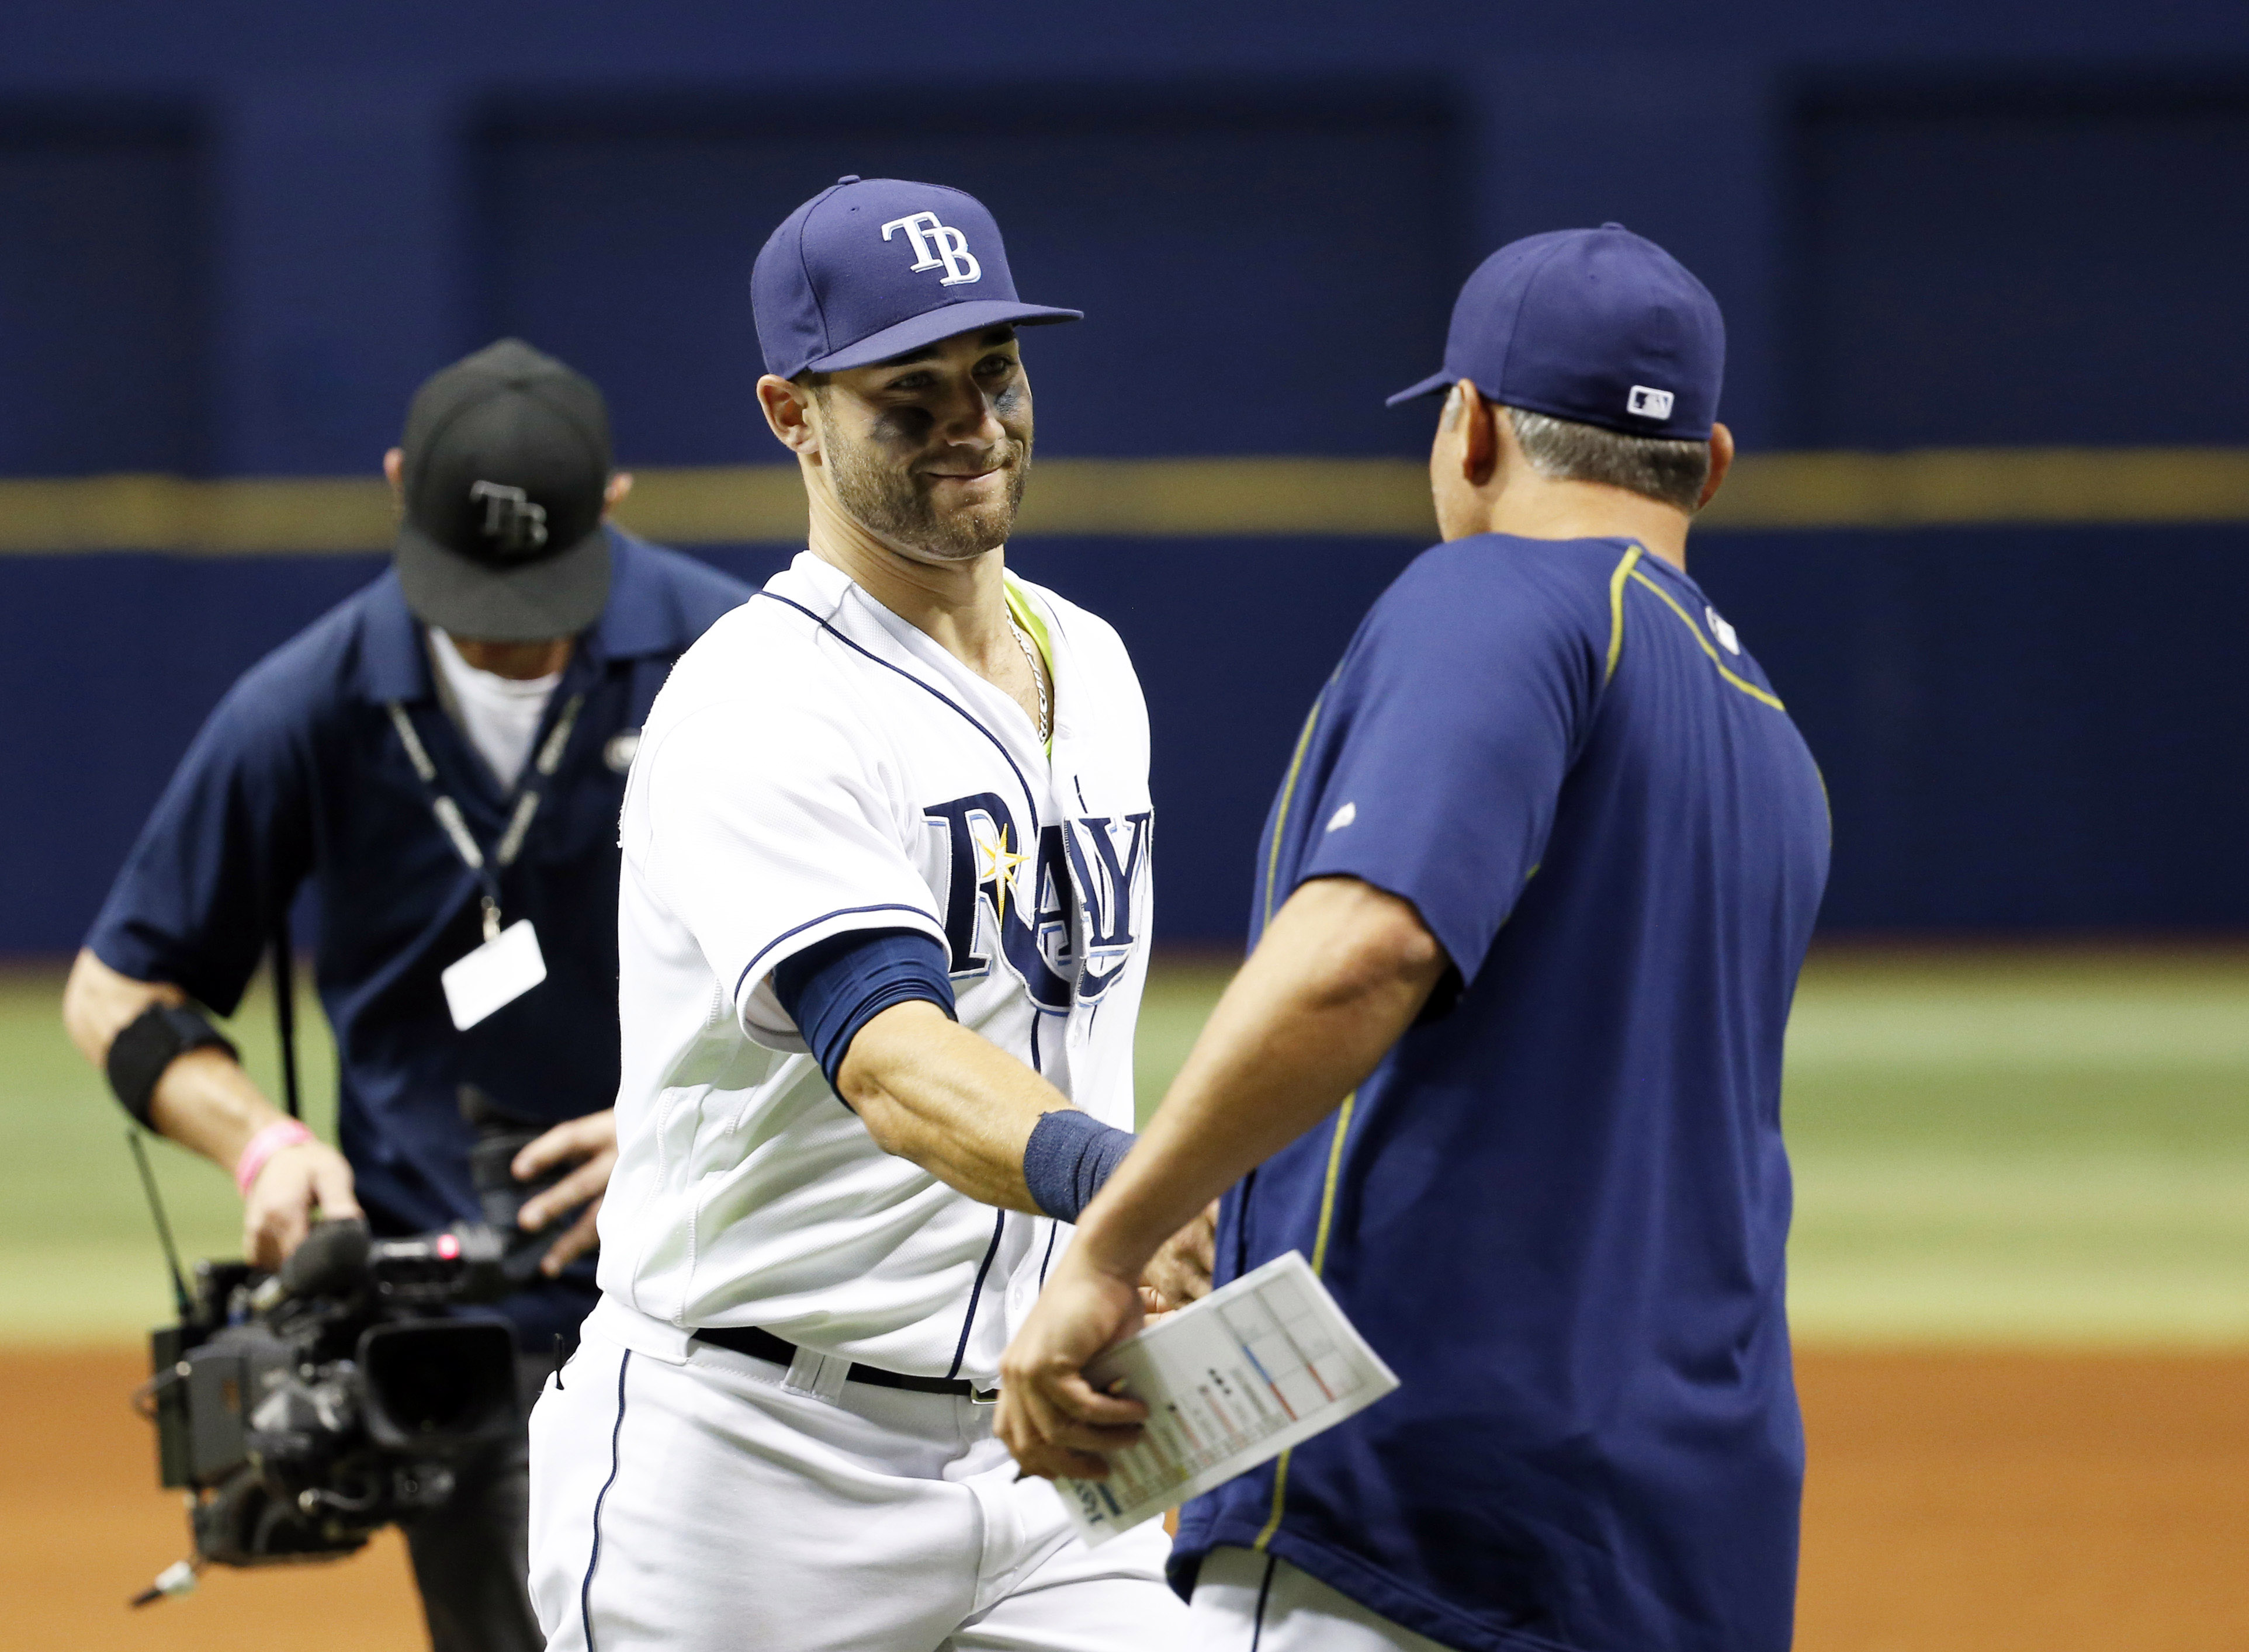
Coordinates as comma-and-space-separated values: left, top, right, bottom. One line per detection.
469, 480, 549, 553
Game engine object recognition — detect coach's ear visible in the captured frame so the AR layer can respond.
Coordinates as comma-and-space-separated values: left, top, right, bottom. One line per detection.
1458, 380, 1500, 488
757, 374, 822, 462
1696, 422, 1735, 512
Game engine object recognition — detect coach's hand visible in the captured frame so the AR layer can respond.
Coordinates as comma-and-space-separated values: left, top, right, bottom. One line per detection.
244, 1137, 362, 1271
514, 1109, 618, 1275
1141, 1202, 1217, 1312
997, 1248, 1152, 1480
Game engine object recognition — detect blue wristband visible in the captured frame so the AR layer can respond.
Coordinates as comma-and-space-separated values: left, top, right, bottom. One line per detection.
1022, 1108, 1136, 1223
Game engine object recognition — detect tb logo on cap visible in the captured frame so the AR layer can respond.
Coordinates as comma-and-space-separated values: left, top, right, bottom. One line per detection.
469, 480, 549, 553
881, 211, 982, 287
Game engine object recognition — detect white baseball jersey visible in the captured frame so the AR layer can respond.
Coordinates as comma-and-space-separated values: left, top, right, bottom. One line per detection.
595, 550, 1154, 1384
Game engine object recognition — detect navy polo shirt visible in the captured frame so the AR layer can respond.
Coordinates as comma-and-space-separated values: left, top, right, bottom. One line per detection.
87, 531, 749, 1344
1172, 535, 1830, 1652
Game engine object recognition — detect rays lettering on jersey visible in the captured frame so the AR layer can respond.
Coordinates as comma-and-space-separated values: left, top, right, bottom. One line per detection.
924, 796, 1152, 1008
926, 794, 1074, 1010
1066, 810, 1152, 1002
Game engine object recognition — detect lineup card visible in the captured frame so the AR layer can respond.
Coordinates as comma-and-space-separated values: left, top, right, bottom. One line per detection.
1056, 1250, 1400, 1545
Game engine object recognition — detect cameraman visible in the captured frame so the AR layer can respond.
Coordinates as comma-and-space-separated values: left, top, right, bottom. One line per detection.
61, 339, 749, 1651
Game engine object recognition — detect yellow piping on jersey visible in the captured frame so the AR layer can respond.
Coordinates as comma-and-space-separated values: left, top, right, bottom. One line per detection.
1246, 691, 1333, 1549
1262, 690, 1328, 926
1309, 1094, 1357, 1277
1002, 576, 1058, 754
1605, 544, 1642, 682
1626, 568, 1787, 711
1253, 1087, 1358, 1552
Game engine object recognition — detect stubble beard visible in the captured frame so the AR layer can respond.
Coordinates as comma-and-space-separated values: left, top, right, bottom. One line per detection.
827, 430, 1031, 564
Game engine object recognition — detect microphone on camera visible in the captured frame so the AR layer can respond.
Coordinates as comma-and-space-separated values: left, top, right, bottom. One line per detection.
275, 1216, 372, 1299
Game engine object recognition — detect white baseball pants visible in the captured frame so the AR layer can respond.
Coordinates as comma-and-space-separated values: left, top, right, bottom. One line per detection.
528, 1309, 1187, 1651
1186, 1546, 1454, 1651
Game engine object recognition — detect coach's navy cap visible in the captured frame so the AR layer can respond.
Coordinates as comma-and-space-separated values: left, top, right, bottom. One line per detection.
1388, 224, 1724, 441
753, 176, 1082, 381
394, 338, 614, 643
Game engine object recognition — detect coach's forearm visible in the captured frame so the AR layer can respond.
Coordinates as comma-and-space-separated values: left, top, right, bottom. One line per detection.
1070, 876, 1450, 1280
838, 1001, 1070, 1212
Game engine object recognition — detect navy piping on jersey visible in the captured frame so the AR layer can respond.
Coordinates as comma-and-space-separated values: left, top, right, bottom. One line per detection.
1038, 1219, 1059, 1287
945, 1209, 1007, 1382
732, 902, 941, 1010
579, 1349, 632, 1652
754, 589, 1043, 834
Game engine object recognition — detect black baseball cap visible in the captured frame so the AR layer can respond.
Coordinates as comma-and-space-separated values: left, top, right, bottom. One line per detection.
394, 339, 614, 642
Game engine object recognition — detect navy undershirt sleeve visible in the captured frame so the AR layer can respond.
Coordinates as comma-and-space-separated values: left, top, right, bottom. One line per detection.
771, 927, 957, 1094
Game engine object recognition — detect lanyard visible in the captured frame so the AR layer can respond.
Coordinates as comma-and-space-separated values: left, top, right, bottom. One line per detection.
386, 693, 586, 942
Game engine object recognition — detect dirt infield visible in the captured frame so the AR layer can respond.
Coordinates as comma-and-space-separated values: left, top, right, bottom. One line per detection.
1794, 1349, 2249, 1651
7, 1346, 2245, 1650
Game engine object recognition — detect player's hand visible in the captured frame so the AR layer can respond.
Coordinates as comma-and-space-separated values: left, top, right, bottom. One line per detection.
1140, 1201, 1217, 1312
514, 1109, 618, 1275
996, 1251, 1151, 1481
244, 1141, 361, 1272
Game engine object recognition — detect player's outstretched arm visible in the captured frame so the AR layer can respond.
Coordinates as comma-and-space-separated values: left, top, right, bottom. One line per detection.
998, 875, 1448, 1480
837, 1000, 1077, 1213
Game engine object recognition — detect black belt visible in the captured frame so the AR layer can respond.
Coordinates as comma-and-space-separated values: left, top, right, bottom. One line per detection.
692, 1323, 998, 1401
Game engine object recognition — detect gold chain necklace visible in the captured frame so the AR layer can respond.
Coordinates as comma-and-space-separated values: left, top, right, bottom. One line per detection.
1009, 616, 1051, 742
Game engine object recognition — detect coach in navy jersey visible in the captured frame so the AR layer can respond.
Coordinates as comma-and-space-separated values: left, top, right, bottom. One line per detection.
1000, 226, 1830, 1651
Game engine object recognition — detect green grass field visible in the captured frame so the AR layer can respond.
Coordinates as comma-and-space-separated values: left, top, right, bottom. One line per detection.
5, 946, 2246, 1345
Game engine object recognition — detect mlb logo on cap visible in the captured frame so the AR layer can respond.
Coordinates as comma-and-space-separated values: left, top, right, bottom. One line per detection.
1389, 223, 1724, 442
754, 177, 1082, 382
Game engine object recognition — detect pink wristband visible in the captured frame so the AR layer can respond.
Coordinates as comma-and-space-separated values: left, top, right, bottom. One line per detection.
235, 1119, 316, 1195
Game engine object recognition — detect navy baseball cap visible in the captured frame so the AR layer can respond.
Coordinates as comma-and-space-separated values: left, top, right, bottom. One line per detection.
753, 176, 1082, 380
1388, 224, 1724, 441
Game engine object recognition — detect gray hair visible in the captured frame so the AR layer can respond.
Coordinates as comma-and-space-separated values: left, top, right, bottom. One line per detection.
1505, 406, 1711, 513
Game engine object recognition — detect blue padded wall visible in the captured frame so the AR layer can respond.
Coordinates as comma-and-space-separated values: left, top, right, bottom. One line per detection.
476, 95, 1458, 466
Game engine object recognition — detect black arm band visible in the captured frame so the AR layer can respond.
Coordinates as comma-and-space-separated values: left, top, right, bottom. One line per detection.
106, 1003, 238, 1129
1022, 1109, 1136, 1223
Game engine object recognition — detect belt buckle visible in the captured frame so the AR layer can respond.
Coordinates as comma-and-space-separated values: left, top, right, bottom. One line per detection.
970, 1384, 1001, 1406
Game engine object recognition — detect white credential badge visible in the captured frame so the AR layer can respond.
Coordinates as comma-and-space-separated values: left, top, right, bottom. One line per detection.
880, 211, 982, 286
441, 919, 548, 1030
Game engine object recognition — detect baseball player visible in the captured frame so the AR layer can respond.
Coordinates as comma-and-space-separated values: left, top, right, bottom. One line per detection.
1000, 226, 1831, 1651
525, 177, 1193, 1650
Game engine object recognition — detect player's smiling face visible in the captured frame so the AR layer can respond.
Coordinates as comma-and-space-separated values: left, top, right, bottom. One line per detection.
811, 326, 1033, 564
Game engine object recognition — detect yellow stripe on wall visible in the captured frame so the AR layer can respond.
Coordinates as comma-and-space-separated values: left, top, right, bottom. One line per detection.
2, 446, 2247, 555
